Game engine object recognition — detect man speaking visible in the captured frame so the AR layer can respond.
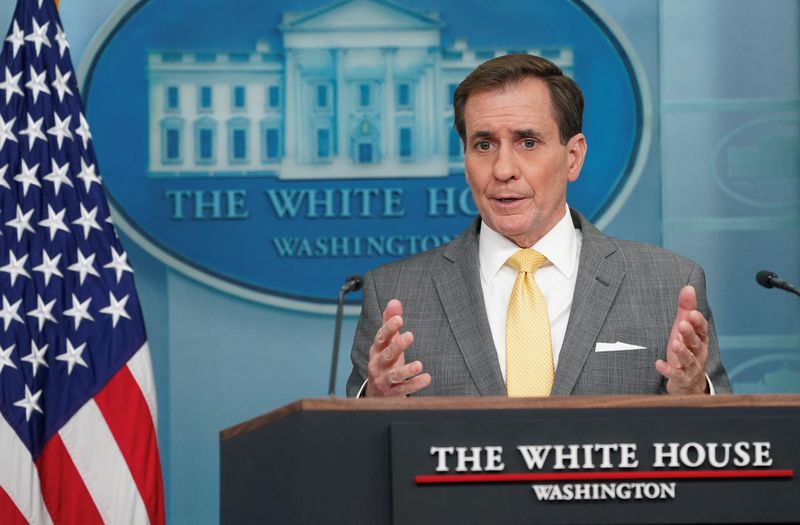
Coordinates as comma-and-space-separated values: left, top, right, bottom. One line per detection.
347, 54, 731, 398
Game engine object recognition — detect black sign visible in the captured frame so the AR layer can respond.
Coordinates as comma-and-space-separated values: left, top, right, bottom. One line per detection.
391, 412, 800, 524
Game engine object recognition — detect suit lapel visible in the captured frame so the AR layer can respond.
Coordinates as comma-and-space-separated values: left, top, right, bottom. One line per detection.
433, 220, 506, 396
551, 210, 625, 395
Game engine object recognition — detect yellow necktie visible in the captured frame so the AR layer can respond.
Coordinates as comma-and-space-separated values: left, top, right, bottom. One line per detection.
505, 249, 554, 396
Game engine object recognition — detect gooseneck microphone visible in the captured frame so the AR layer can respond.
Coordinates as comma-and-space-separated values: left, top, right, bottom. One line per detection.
756, 270, 800, 298
328, 275, 364, 396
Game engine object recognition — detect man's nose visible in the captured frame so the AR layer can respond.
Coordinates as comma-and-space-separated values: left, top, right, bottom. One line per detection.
492, 144, 520, 181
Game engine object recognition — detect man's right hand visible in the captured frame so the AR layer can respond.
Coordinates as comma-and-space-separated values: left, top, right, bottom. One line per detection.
365, 299, 431, 397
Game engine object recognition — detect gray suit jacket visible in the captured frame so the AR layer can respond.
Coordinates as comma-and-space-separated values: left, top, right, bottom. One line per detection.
346, 210, 732, 396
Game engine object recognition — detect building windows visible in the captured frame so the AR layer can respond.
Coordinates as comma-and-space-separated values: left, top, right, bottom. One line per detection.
448, 127, 462, 159
352, 117, 379, 164
232, 129, 247, 160
540, 48, 562, 60
397, 83, 411, 108
195, 53, 216, 63
232, 85, 246, 110
194, 118, 216, 164
198, 86, 212, 111
229, 53, 250, 63
399, 127, 412, 158
262, 127, 280, 161
316, 85, 329, 109
260, 118, 282, 162
267, 85, 280, 108
317, 128, 331, 159
359, 83, 370, 107
160, 118, 183, 164
228, 118, 249, 163
161, 53, 182, 63
166, 129, 180, 160
358, 143, 373, 163
165, 86, 179, 111
199, 129, 214, 161
447, 83, 458, 107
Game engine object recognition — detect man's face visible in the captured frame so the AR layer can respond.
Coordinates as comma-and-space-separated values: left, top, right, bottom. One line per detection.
463, 77, 586, 248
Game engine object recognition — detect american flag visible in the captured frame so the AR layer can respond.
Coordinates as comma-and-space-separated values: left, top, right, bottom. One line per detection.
0, 1, 165, 523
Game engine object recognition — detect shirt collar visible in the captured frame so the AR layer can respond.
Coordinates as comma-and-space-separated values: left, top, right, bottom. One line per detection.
479, 205, 579, 284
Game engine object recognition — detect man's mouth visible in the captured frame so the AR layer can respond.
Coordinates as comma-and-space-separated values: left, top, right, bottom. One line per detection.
495, 197, 522, 203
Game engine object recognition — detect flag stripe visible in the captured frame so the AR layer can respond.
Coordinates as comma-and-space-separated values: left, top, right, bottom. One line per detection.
0, 486, 29, 525
35, 433, 104, 525
127, 343, 158, 428
95, 361, 165, 525
58, 400, 150, 525
0, 416, 54, 525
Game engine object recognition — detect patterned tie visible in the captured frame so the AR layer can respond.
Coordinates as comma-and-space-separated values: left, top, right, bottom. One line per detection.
505, 249, 554, 396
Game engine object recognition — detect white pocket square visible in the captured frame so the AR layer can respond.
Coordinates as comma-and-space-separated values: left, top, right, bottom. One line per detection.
595, 341, 647, 352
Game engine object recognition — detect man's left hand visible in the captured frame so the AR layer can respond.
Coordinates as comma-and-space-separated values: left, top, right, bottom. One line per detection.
655, 285, 710, 395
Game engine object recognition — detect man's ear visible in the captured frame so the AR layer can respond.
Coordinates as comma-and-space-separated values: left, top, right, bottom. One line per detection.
566, 133, 587, 183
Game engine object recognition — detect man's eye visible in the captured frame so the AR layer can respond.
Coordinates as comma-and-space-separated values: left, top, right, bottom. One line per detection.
521, 139, 537, 149
476, 141, 491, 151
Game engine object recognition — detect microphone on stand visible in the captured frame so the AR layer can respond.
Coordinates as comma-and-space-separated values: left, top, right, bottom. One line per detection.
328, 275, 364, 396
756, 270, 800, 298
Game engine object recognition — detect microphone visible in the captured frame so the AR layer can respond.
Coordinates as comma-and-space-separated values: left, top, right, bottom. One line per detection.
340, 275, 364, 294
756, 270, 800, 298
328, 275, 364, 396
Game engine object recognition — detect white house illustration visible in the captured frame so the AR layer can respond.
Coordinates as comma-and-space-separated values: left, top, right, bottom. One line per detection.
147, 0, 573, 179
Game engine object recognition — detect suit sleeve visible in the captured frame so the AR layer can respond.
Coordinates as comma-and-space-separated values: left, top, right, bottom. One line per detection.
346, 270, 381, 397
688, 262, 733, 393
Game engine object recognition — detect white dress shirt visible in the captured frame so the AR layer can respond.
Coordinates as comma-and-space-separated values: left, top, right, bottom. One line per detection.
478, 206, 582, 380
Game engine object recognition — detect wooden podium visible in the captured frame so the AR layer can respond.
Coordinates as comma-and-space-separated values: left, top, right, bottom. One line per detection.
220, 395, 800, 524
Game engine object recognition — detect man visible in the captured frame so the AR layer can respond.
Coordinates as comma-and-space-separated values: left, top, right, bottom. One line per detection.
346, 54, 731, 397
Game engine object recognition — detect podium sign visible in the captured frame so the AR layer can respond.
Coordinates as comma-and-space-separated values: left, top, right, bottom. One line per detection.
391, 413, 799, 524
220, 396, 800, 524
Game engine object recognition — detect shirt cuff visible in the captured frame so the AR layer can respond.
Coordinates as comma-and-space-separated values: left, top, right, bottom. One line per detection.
356, 379, 368, 398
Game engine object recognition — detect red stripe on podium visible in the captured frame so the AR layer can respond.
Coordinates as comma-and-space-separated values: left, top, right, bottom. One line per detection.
415, 469, 795, 484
